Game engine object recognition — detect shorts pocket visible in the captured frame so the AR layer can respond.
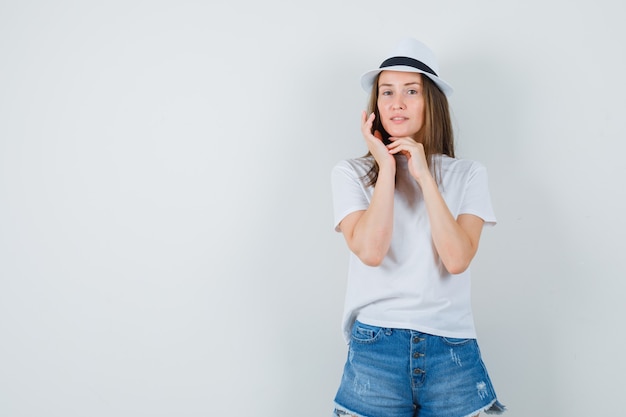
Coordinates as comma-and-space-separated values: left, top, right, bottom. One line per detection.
441, 336, 475, 346
351, 321, 384, 344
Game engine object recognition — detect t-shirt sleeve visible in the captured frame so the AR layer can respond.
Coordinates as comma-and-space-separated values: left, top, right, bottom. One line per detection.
458, 163, 497, 226
331, 161, 370, 232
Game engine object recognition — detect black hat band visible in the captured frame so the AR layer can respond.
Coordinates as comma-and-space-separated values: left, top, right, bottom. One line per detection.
379, 56, 438, 77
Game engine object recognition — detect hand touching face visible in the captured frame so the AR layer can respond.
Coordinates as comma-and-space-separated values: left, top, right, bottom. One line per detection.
361, 111, 395, 170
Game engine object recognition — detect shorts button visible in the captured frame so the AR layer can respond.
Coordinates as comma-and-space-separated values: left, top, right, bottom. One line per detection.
413, 352, 422, 358
413, 368, 424, 374
412, 337, 421, 343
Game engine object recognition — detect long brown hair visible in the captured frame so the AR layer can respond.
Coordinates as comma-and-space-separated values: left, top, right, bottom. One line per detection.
363, 72, 455, 186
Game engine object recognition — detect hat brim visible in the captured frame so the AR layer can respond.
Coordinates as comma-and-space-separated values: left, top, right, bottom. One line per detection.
360, 65, 454, 96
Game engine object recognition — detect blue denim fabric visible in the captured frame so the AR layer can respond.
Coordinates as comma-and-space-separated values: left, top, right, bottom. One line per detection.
333, 321, 505, 417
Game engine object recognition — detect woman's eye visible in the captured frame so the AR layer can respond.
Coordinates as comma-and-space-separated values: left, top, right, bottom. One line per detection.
381, 90, 392, 96
407, 89, 418, 95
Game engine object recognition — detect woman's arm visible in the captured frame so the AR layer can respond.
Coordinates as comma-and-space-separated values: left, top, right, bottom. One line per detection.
339, 163, 395, 267
339, 112, 397, 267
387, 137, 484, 274
419, 175, 484, 274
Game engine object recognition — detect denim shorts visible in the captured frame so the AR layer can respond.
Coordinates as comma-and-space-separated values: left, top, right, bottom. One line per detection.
333, 321, 506, 417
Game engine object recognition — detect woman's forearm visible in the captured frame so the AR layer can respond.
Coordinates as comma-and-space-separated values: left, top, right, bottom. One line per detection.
419, 175, 482, 274
345, 166, 396, 266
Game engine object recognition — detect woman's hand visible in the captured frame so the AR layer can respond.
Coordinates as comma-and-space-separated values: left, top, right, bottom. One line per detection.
387, 137, 484, 274
387, 136, 432, 184
361, 112, 395, 171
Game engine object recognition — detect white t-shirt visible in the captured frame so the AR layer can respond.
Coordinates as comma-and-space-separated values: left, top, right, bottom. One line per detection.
331, 154, 497, 343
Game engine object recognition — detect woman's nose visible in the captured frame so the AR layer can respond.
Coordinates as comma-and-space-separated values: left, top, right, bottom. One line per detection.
391, 97, 405, 110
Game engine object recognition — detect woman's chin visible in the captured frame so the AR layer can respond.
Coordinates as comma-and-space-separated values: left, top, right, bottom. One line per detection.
387, 130, 418, 139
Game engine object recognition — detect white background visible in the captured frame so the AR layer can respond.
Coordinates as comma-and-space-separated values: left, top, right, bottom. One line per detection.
1, 1, 625, 416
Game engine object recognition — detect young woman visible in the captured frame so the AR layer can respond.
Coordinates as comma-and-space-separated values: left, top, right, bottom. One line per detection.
331, 38, 506, 417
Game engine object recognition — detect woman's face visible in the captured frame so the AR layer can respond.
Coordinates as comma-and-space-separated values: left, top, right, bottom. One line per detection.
377, 71, 425, 140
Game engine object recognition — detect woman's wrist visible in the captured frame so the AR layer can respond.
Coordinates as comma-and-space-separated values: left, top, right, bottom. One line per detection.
415, 170, 436, 189
378, 161, 396, 177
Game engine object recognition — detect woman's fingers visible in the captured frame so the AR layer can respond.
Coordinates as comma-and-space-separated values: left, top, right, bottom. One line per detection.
386, 137, 421, 154
361, 111, 376, 138
386, 137, 430, 180
360, 112, 395, 169
361, 113, 385, 150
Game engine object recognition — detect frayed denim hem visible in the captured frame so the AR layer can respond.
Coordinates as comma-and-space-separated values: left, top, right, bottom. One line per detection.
333, 403, 368, 417
336, 399, 505, 417
463, 398, 507, 417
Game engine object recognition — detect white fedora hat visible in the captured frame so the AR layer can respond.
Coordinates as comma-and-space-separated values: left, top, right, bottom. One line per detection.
360, 38, 453, 96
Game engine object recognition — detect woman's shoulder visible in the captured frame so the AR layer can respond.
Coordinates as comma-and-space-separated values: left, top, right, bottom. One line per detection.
333, 155, 374, 174
439, 154, 486, 173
